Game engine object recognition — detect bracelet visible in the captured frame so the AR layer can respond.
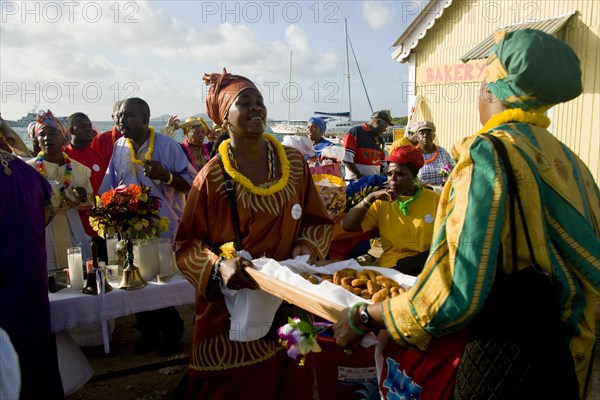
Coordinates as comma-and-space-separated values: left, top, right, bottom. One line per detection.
165, 172, 174, 185
347, 302, 370, 335
211, 256, 224, 281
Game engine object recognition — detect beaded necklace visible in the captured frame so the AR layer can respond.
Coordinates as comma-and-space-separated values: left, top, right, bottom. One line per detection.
126, 127, 156, 165
228, 140, 276, 179
397, 184, 422, 215
182, 139, 209, 170
36, 151, 72, 192
420, 145, 439, 165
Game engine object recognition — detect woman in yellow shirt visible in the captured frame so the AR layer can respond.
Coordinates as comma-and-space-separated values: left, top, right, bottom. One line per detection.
342, 145, 439, 274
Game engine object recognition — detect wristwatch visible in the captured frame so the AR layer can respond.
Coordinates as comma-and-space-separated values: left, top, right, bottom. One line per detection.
359, 303, 374, 330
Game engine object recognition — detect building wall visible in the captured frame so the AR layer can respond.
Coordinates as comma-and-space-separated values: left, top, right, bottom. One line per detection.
411, 0, 599, 181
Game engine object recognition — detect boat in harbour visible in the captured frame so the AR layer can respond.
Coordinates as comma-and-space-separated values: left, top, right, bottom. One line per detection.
312, 111, 360, 137
4, 106, 40, 128
4, 105, 68, 128
268, 120, 306, 135
269, 52, 308, 136
313, 19, 373, 141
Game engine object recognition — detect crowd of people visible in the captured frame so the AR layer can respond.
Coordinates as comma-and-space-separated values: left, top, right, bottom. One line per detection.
0, 29, 598, 400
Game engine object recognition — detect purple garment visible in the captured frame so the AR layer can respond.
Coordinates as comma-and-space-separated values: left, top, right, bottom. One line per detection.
0, 151, 63, 398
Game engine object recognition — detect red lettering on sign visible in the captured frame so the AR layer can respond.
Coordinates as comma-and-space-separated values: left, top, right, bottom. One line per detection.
426, 68, 435, 83
454, 64, 464, 81
436, 68, 444, 82
476, 62, 486, 79
464, 63, 474, 80
444, 65, 453, 83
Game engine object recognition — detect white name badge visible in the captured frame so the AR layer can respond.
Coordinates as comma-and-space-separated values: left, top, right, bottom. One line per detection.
291, 203, 302, 220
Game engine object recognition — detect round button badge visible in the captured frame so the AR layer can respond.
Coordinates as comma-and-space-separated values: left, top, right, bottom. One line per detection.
425, 214, 434, 223
92, 164, 100, 172
291, 204, 302, 220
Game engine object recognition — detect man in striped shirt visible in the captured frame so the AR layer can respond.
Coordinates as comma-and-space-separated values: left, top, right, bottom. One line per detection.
342, 110, 391, 181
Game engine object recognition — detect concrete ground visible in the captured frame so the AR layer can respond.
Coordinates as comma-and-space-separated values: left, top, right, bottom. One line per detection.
65, 304, 194, 400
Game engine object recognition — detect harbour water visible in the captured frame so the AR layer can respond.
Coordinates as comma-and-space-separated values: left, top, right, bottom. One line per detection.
14, 121, 286, 152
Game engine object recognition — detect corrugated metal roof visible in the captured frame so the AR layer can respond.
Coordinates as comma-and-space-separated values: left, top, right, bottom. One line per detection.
460, 12, 577, 62
390, 0, 454, 64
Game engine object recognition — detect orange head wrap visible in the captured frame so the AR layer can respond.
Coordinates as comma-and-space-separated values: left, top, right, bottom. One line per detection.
202, 68, 258, 127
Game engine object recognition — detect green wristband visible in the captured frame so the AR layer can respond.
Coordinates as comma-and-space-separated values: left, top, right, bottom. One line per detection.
347, 302, 369, 336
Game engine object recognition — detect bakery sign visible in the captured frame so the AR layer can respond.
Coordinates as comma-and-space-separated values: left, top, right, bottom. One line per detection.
416, 59, 487, 85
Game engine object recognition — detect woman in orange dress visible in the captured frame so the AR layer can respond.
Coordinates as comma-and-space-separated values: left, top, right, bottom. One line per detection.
176, 69, 333, 399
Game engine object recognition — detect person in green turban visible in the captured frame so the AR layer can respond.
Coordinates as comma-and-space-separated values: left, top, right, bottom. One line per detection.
334, 29, 599, 400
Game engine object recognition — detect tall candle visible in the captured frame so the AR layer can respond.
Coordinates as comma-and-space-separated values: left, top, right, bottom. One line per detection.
67, 247, 84, 291
158, 238, 173, 277
106, 234, 118, 264
135, 239, 159, 281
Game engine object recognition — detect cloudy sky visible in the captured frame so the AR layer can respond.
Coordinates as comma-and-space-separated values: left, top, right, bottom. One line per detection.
1, 1, 420, 122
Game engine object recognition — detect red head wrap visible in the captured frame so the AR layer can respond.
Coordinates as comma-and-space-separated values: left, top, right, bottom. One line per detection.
386, 145, 424, 170
202, 68, 258, 127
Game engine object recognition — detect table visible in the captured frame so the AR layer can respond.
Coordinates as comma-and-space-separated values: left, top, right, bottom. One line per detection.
49, 275, 195, 395
49, 275, 195, 352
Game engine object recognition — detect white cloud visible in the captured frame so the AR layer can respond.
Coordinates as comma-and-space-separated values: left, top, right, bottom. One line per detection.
362, 1, 396, 31
0, 1, 409, 121
284, 25, 308, 53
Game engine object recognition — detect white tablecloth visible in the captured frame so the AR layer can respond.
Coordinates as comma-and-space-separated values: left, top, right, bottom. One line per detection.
48, 275, 195, 395
49, 275, 195, 332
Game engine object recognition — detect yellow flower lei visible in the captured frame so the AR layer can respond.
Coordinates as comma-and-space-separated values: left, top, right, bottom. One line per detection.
126, 127, 156, 165
218, 133, 290, 196
478, 108, 550, 134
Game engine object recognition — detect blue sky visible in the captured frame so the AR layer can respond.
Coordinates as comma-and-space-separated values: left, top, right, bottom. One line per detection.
1, 1, 421, 122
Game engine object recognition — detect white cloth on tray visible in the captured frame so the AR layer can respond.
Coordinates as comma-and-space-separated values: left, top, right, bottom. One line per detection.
223, 256, 417, 343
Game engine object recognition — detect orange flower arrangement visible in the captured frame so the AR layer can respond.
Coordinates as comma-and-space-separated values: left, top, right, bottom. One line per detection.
89, 184, 169, 239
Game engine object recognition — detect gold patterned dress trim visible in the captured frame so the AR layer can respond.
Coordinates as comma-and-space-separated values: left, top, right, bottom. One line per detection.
189, 333, 279, 372
0, 150, 14, 176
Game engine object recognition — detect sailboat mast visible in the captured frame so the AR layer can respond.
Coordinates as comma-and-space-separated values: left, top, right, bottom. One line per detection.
344, 18, 352, 122
287, 51, 292, 125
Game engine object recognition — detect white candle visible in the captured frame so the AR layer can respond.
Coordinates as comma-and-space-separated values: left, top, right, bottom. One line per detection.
106, 234, 118, 264
67, 247, 84, 291
158, 239, 173, 277
135, 239, 159, 281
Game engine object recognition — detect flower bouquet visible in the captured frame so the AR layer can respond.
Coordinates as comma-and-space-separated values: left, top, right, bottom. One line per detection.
277, 317, 332, 365
88, 184, 168, 289
88, 184, 169, 240
439, 162, 453, 182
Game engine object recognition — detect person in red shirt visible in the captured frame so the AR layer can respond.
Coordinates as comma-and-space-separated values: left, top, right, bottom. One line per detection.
64, 112, 108, 260
342, 110, 391, 181
65, 113, 106, 192
91, 100, 123, 161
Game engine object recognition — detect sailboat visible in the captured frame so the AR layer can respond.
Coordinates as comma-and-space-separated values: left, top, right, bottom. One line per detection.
269, 52, 306, 135
314, 18, 373, 140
